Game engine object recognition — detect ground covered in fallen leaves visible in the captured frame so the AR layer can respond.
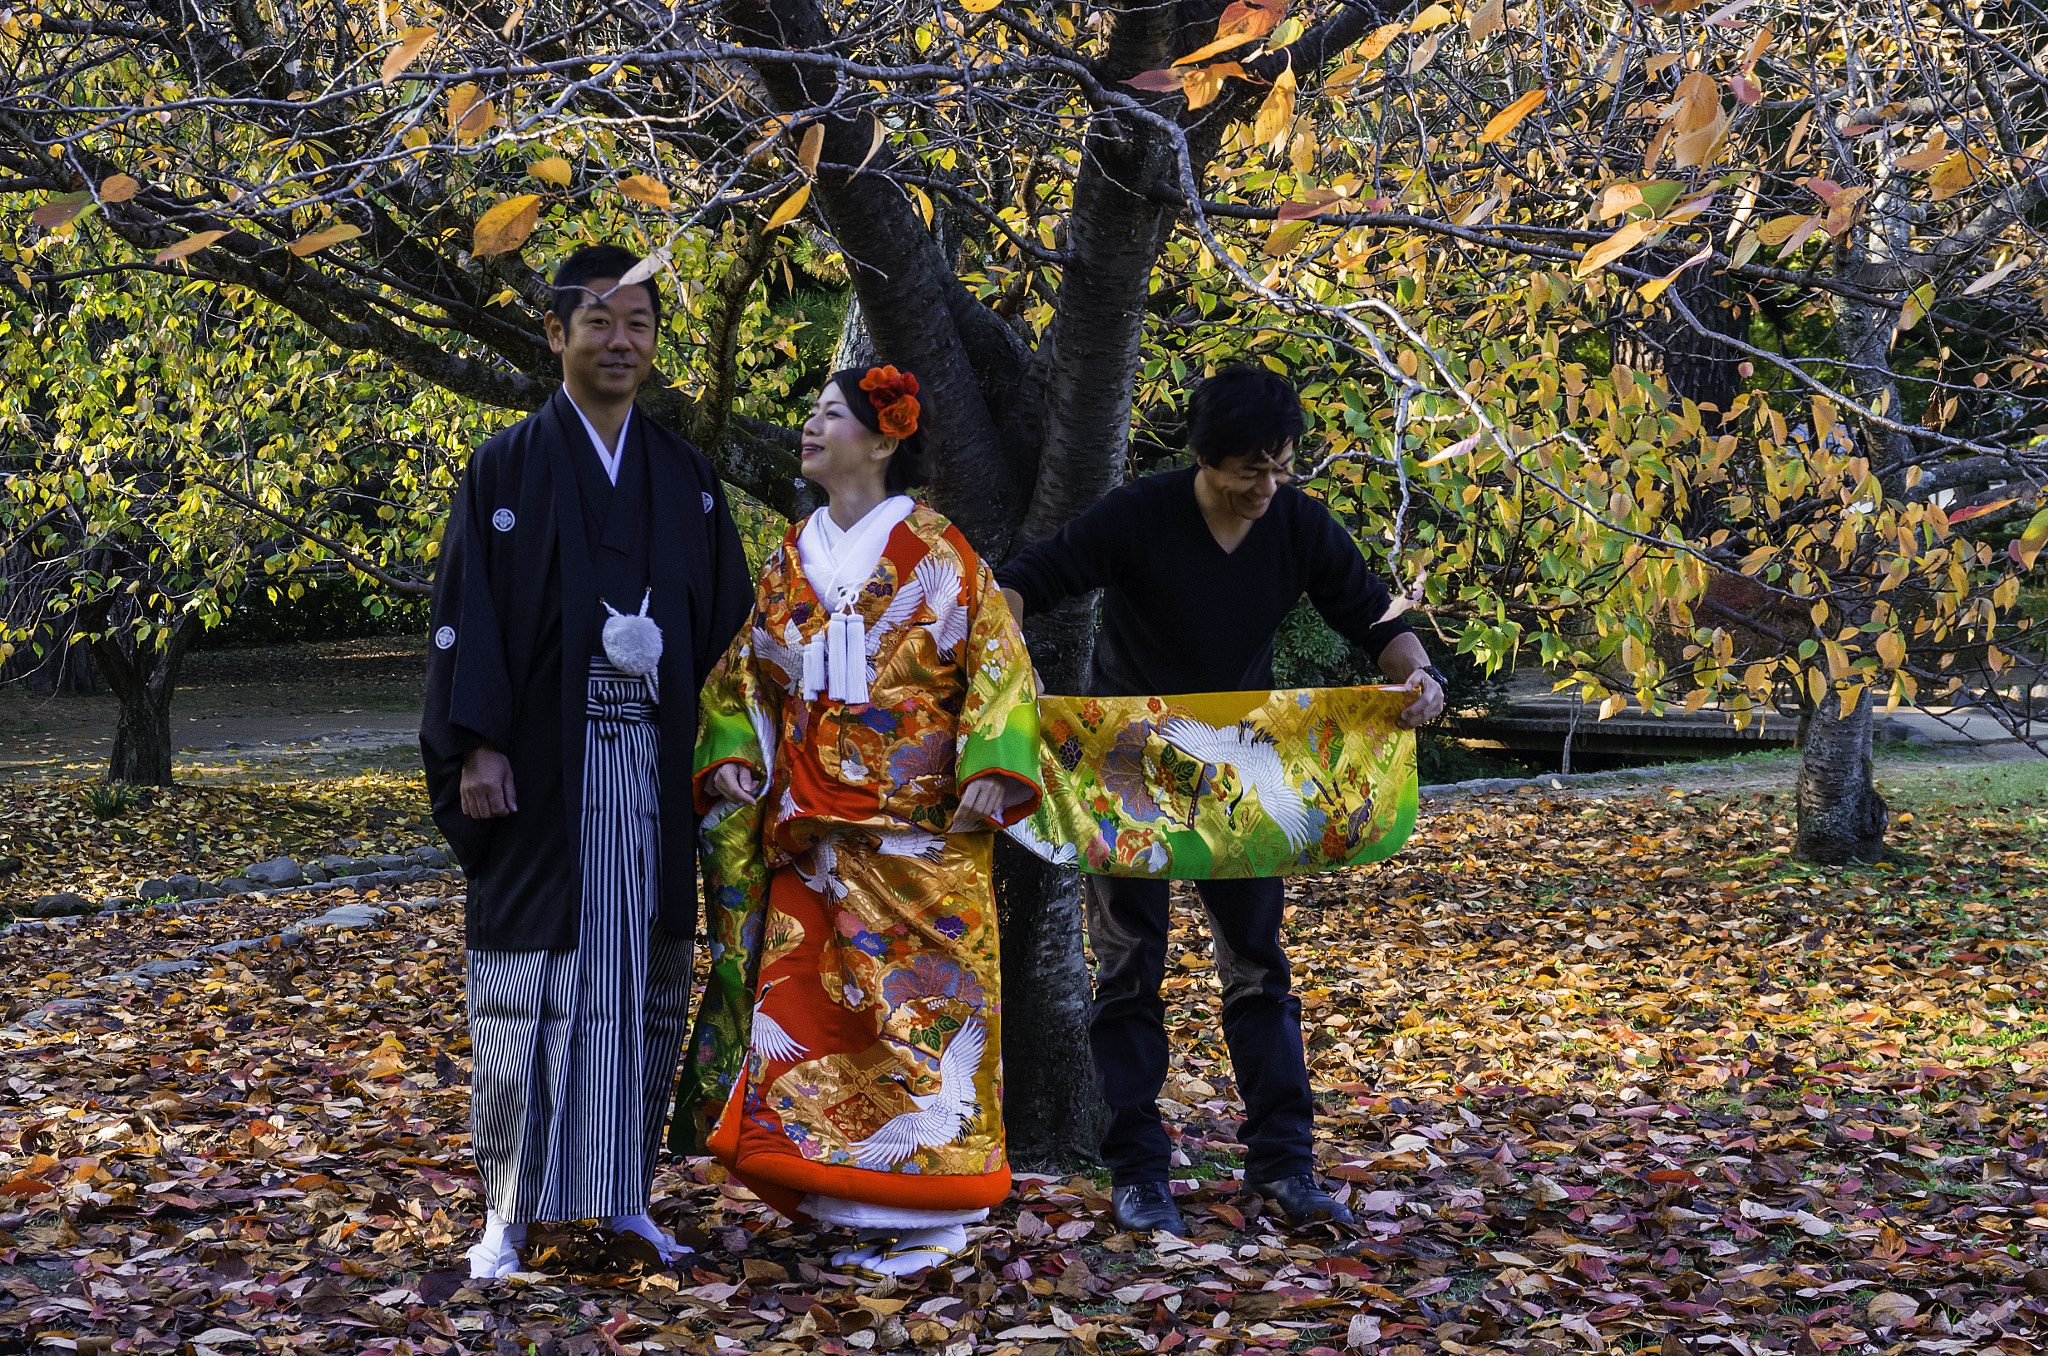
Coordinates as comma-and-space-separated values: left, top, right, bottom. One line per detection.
5, 770, 2048, 1356
0, 773, 438, 907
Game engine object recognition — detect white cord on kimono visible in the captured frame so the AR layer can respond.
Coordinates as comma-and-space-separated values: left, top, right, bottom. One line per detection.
825, 601, 868, 704
800, 600, 868, 704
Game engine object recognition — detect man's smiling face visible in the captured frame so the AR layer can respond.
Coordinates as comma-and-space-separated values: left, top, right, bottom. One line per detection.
1201, 444, 1296, 522
545, 277, 657, 402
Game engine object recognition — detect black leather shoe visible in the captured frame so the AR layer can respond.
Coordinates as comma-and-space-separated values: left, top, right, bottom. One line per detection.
1111, 1181, 1186, 1235
1245, 1174, 1356, 1225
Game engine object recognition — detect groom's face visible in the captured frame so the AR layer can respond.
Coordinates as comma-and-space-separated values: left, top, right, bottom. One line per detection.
1201, 444, 1296, 521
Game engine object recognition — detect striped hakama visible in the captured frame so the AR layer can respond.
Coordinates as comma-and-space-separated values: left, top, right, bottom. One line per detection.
466, 657, 693, 1224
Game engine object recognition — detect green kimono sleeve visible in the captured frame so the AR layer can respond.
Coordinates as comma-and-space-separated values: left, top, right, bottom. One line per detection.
672, 616, 777, 1154
956, 564, 1042, 825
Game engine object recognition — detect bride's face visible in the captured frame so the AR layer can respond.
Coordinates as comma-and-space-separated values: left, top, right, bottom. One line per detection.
801, 382, 896, 491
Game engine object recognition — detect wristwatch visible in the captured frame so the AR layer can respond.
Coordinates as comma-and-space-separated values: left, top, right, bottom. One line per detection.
1419, 664, 1449, 691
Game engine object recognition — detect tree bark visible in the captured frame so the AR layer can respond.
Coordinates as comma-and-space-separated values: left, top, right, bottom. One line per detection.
993, 837, 1109, 1170
88, 607, 201, 787
1611, 248, 1744, 422
1795, 689, 1888, 863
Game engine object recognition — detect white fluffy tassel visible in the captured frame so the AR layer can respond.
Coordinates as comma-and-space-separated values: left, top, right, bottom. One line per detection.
602, 588, 663, 701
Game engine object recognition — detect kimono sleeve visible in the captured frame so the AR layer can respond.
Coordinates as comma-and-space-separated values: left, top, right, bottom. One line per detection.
422, 459, 514, 761
955, 550, 1042, 825
692, 589, 782, 816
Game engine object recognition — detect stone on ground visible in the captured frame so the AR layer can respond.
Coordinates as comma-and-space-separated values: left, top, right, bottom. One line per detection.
244, 857, 305, 887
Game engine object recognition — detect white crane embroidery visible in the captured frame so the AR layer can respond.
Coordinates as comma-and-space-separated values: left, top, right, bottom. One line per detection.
1001, 814, 1078, 866
796, 837, 848, 899
912, 557, 970, 657
751, 618, 804, 690
749, 978, 808, 1065
857, 555, 970, 684
877, 827, 945, 861
848, 1017, 986, 1169
1160, 717, 1314, 851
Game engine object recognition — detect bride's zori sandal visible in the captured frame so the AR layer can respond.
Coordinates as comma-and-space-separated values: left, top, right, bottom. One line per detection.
850, 1223, 969, 1280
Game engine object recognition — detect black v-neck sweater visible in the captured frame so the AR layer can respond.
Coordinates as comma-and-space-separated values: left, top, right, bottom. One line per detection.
995, 467, 1414, 697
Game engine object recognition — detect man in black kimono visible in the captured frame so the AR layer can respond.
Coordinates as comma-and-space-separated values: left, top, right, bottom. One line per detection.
421, 244, 752, 1279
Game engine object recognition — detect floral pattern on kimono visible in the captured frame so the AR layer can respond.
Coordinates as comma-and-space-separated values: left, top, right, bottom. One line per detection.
1006, 687, 1418, 879
673, 506, 1038, 1219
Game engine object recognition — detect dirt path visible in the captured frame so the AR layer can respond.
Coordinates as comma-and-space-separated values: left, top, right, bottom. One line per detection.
0, 638, 426, 781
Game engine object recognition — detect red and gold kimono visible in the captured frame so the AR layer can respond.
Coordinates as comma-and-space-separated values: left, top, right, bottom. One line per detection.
676, 503, 1040, 1222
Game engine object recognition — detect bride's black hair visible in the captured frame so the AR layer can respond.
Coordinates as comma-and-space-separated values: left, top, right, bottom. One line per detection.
826, 366, 933, 493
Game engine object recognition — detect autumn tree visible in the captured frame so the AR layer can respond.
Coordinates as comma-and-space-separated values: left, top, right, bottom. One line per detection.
0, 272, 490, 781
5, 0, 2046, 1154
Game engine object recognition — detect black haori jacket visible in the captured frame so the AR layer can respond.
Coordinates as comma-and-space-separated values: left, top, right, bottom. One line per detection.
421, 388, 751, 951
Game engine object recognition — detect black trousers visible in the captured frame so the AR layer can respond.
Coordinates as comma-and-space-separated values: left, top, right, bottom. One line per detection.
1086, 874, 1315, 1187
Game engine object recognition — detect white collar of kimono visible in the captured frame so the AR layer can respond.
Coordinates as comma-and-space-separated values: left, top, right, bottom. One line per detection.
565, 393, 631, 486
798, 496, 914, 613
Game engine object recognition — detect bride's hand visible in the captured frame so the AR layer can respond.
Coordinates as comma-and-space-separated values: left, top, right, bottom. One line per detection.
949, 776, 1022, 832
709, 762, 760, 804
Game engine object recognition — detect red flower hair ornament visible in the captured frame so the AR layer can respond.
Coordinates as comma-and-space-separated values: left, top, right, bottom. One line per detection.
859, 365, 921, 439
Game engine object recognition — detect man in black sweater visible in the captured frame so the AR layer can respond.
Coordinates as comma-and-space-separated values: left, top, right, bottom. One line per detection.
997, 365, 1444, 1236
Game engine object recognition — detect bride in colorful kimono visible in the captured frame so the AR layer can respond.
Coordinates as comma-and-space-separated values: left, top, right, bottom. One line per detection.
687, 365, 1041, 1277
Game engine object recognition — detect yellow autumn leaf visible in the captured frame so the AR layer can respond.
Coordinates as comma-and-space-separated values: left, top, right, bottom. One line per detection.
287, 222, 363, 257
1357, 22, 1403, 60
798, 123, 824, 177
448, 84, 495, 140
473, 194, 541, 256
381, 26, 435, 85
1638, 246, 1711, 301
99, 173, 139, 203
959, 0, 1001, 10
766, 182, 811, 230
1755, 213, 1817, 246
1406, 29, 1444, 75
1928, 147, 1983, 201
154, 230, 227, 263
1672, 101, 1729, 168
1671, 72, 1720, 134
1478, 89, 1545, 144
528, 156, 572, 186
1408, 3, 1454, 31
1575, 219, 1651, 277
1893, 127, 1948, 172
856, 115, 886, 172
1183, 61, 1243, 110
1254, 58, 1296, 147
617, 175, 672, 208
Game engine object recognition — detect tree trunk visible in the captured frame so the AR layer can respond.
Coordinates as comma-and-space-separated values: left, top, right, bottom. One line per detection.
88, 609, 201, 787
831, 292, 876, 374
1795, 690, 1888, 863
1611, 249, 1744, 422
993, 837, 1110, 1170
